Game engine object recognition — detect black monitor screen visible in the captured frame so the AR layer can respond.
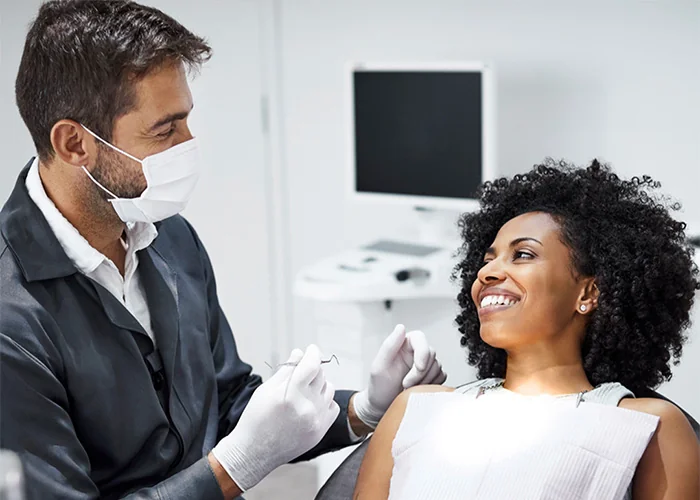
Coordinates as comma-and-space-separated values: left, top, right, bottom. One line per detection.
353, 70, 483, 200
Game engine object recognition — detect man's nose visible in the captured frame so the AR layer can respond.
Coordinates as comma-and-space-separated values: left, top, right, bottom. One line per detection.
175, 123, 194, 144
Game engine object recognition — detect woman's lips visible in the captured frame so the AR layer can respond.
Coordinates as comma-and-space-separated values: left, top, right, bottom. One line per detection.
478, 300, 520, 319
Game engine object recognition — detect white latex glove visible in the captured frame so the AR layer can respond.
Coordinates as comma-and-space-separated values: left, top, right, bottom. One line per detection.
211, 345, 339, 491
353, 324, 447, 429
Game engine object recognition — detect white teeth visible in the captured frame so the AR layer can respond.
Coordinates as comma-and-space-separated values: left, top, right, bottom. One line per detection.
480, 294, 520, 308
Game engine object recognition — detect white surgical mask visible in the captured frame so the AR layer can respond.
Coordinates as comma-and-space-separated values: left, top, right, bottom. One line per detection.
80, 124, 201, 223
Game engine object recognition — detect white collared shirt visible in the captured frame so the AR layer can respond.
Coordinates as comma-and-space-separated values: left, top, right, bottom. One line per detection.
26, 158, 158, 345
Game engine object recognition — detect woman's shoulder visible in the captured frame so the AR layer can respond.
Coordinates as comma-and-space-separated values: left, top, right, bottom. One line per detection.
619, 397, 700, 495
389, 384, 456, 417
618, 397, 688, 423
617, 396, 696, 441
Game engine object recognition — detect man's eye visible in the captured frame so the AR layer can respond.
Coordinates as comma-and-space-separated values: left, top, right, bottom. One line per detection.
157, 126, 176, 138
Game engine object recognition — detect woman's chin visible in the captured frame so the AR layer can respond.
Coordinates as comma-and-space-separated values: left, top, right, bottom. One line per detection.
480, 326, 519, 350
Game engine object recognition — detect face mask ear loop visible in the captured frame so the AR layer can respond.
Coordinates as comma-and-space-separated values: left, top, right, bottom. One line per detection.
81, 166, 119, 199
80, 124, 143, 164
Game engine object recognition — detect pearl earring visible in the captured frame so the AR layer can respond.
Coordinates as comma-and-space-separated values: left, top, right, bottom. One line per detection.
580, 305, 587, 312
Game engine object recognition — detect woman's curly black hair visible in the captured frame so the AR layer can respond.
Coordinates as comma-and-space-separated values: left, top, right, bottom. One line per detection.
454, 159, 699, 392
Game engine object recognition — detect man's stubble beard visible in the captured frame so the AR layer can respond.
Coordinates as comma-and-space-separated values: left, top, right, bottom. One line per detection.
84, 145, 145, 224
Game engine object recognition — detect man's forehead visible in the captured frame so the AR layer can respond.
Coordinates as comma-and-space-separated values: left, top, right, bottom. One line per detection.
131, 63, 193, 119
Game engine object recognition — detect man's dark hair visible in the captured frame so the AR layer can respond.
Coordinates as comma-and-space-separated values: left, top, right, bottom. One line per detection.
16, 0, 212, 162
454, 159, 699, 393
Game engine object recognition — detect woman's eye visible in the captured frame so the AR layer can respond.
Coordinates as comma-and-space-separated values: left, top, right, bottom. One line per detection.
514, 250, 534, 260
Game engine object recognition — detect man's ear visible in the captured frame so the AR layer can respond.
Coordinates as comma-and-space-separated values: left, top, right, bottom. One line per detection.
50, 120, 95, 167
576, 278, 600, 315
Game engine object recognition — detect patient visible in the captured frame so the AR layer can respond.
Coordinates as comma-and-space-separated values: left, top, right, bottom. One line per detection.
353, 160, 700, 500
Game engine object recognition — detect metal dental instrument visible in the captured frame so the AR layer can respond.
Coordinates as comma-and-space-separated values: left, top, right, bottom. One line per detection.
265, 354, 339, 370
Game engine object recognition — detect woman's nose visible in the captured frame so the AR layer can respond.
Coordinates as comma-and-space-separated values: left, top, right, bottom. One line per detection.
478, 259, 506, 283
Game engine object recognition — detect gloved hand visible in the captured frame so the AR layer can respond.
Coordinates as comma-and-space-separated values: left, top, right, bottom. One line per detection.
211, 345, 339, 491
352, 324, 447, 429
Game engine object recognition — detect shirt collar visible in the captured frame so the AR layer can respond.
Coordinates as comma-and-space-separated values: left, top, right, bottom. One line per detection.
24, 158, 157, 274
124, 220, 159, 258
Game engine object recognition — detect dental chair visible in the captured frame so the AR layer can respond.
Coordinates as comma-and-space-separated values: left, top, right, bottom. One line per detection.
315, 389, 700, 500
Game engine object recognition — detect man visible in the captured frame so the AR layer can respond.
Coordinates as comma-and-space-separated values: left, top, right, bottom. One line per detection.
0, 1, 447, 499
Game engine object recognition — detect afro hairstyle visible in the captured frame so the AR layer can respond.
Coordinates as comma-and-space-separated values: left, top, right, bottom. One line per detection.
454, 158, 699, 392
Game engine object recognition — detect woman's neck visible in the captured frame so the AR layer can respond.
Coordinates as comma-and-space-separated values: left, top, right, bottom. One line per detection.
502, 347, 594, 396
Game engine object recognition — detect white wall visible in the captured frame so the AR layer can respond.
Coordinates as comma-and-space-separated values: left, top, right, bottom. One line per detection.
276, 0, 700, 415
0, 0, 40, 186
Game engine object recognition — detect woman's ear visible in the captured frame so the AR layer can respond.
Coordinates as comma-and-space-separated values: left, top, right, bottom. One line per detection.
576, 279, 599, 315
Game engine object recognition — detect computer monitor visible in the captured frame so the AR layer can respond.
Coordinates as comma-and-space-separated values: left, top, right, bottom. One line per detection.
347, 62, 496, 212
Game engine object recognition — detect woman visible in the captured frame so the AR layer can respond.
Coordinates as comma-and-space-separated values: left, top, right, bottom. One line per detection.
353, 160, 700, 499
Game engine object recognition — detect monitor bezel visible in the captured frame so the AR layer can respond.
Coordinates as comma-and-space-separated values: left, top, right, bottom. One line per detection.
346, 61, 496, 211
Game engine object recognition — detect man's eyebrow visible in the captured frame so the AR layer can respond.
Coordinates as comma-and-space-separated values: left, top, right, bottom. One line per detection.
484, 237, 543, 255
147, 103, 194, 132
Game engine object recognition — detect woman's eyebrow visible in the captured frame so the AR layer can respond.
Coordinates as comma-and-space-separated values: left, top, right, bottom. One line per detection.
484, 237, 543, 255
510, 237, 543, 247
